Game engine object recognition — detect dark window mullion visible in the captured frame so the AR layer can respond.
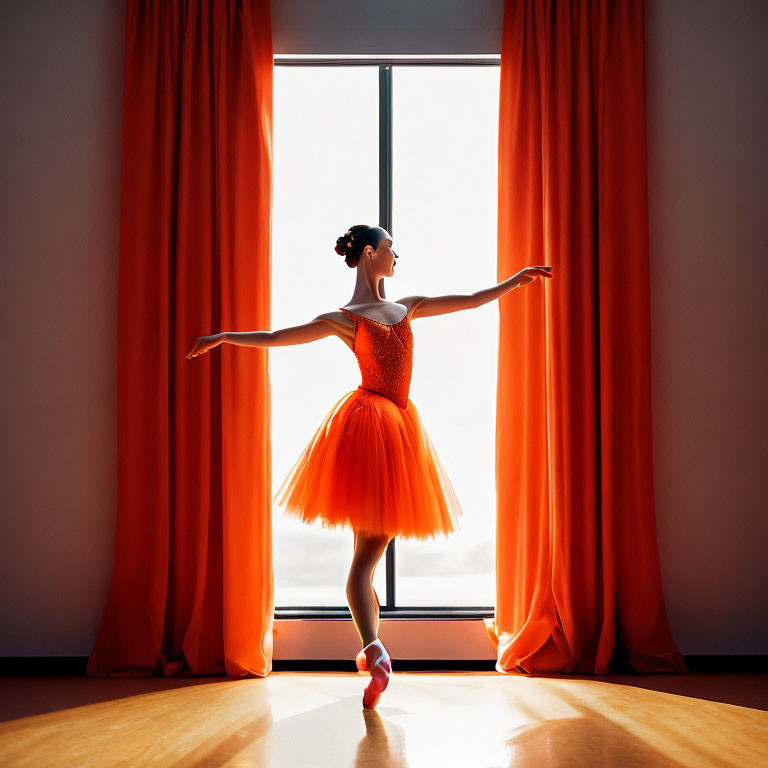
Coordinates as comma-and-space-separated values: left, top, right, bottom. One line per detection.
379, 64, 397, 610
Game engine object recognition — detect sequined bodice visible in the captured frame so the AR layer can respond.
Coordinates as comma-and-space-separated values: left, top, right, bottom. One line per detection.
338, 307, 413, 409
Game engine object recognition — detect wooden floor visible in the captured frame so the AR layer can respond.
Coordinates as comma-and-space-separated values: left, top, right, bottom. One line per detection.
0, 672, 766, 766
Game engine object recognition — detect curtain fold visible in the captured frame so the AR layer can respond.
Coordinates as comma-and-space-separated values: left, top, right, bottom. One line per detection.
87, 0, 274, 678
485, 0, 687, 675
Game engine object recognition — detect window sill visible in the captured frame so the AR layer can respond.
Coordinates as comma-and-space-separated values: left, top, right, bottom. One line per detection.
273, 614, 497, 661
276, 608, 493, 620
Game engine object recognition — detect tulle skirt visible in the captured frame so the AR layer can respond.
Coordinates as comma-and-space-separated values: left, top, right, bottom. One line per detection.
274, 387, 463, 541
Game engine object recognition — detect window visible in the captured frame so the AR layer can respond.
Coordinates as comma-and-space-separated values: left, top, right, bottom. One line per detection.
272, 57, 499, 616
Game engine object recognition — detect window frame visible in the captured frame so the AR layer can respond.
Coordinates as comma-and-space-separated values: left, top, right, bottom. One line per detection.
273, 55, 499, 621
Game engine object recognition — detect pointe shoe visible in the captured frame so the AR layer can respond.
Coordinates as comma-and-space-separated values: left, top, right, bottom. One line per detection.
355, 638, 392, 710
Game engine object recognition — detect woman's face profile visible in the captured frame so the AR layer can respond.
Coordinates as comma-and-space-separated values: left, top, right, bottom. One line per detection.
368, 231, 398, 277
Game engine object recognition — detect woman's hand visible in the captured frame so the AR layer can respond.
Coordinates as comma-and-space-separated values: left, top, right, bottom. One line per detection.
515, 265, 553, 288
186, 333, 225, 360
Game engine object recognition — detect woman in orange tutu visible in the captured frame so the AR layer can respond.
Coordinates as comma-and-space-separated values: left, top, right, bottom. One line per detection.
187, 224, 552, 708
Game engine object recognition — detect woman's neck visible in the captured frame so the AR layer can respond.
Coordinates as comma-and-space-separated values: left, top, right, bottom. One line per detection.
348, 274, 386, 305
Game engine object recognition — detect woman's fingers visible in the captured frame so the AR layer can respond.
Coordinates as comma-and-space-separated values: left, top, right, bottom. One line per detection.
186, 337, 212, 359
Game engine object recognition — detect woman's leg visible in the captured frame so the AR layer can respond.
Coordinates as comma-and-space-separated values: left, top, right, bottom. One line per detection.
347, 530, 391, 647
354, 530, 382, 637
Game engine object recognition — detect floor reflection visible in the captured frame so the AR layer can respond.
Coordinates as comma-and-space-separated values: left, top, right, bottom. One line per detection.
0, 672, 765, 767
354, 709, 407, 767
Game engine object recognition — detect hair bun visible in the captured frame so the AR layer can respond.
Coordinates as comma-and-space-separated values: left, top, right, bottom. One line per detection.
334, 224, 370, 266
335, 229, 355, 256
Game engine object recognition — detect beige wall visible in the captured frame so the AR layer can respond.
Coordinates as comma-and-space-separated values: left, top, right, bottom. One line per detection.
645, 0, 768, 654
0, 0, 124, 656
0, 0, 765, 657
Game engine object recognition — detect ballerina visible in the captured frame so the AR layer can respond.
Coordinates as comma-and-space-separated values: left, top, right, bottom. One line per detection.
186, 224, 552, 708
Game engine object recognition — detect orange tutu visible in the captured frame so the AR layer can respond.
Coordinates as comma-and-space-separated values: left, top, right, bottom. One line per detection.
273, 386, 463, 541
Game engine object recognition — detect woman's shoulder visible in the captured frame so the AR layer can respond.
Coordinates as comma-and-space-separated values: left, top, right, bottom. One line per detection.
311, 311, 354, 351
313, 310, 348, 326
395, 295, 429, 319
394, 296, 427, 310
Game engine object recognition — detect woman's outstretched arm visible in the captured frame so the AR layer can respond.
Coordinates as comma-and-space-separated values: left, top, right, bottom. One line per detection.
401, 265, 553, 320
186, 317, 334, 360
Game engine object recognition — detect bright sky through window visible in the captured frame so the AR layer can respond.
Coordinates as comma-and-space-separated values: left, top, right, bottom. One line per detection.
271, 64, 499, 608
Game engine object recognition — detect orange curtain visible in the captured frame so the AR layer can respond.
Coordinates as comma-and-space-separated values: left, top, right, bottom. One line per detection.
485, 0, 687, 675
87, 0, 274, 677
